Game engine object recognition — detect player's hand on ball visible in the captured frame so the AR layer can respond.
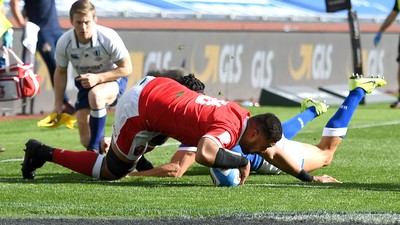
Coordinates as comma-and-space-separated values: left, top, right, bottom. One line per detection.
313, 174, 342, 183
238, 161, 251, 185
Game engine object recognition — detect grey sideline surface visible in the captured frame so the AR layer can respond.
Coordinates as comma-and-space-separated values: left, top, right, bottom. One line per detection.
1, 213, 399, 225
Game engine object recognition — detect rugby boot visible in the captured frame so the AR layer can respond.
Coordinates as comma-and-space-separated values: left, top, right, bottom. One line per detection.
301, 98, 328, 116
349, 74, 386, 94
21, 139, 54, 179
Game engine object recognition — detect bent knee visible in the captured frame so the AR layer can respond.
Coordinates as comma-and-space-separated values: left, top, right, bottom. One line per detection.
324, 156, 334, 166
104, 147, 136, 179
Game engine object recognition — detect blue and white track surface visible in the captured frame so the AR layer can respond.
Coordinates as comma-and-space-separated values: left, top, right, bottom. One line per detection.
3, 0, 397, 21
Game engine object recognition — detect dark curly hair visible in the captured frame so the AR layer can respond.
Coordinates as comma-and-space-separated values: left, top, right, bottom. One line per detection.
146, 69, 205, 94
175, 73, 205, 94
250, 113, 282, 143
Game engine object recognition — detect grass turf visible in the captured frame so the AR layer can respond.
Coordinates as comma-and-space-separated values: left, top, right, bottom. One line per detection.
0, 103, 399, 219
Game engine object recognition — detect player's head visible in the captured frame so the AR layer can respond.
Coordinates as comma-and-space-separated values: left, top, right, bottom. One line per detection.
239, 113, 282, 154
70, 0, 96, 42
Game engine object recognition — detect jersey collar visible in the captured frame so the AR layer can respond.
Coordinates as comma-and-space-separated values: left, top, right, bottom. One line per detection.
236, 116, 249, 146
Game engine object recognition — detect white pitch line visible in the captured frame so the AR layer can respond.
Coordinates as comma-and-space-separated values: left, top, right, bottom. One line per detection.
350, 120, 400, 129
251, 183, 400, 191
0, 158, 23, 163
300, 120, 400, 134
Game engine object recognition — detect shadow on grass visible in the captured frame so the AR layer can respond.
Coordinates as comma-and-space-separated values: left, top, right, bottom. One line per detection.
1, 171, 400, 190
0, 172, 213, 187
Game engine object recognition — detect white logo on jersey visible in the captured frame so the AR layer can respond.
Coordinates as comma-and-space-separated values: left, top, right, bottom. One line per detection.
195, 95, 228, 107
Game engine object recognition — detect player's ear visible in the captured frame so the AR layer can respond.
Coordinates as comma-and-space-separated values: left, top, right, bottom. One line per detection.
94, 16, 98, 23
247, 127, 258, 138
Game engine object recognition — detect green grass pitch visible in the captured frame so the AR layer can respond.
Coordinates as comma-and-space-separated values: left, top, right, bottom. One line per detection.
0, 103, 399, 221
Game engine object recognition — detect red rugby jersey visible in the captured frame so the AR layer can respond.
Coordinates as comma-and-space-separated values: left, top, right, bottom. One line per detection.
139, 77, 250, 149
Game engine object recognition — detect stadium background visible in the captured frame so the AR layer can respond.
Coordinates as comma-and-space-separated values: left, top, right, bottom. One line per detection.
0, 0, 399, 114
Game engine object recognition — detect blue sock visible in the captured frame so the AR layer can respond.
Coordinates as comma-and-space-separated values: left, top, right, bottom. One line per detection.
87, 108, 107, 151
326, 88, 365, 129
282, 107, 317, 140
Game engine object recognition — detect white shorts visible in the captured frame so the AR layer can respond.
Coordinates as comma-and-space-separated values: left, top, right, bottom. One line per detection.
256, 136, 305, 175
112, 76, 159, 161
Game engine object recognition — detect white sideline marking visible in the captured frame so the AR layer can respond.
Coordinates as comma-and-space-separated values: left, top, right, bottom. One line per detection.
252, 183, 400, 191
0, 158, 23, 163
351, 120, 400, 128
301, 120, 400, 134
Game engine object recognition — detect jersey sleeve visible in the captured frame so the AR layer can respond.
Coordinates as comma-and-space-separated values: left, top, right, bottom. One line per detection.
55, 30, 72, 68
106, 28, 130, 63
202, 128, 237, 150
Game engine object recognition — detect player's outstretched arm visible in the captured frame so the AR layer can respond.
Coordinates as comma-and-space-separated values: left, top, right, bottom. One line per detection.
259, 146, 341, 183
127, 151, 196, 177
312, 175, 342, 183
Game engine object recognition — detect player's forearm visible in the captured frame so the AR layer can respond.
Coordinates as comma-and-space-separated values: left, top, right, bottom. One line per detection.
97, 57, 132, 83
96, 67, 130, 83
128, 163, 183, 178
53, 69, 68, 109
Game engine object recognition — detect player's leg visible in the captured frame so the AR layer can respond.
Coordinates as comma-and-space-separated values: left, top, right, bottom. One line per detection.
86, 78, 127, 153
76, 108, 91, 148
21, 137, 148, 180
282, 98, 327, 139
86, 82, 117, 153
268, 75, 387, 172
308, 75, 387, 167
74, 83, 93, 150
21, 115, 156, 180
21, 139, 102, 180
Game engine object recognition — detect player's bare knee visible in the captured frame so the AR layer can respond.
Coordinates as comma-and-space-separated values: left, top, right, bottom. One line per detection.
324, 154, 334, 166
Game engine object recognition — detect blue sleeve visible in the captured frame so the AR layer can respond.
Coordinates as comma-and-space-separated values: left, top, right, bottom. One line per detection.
231, 145, 263, 171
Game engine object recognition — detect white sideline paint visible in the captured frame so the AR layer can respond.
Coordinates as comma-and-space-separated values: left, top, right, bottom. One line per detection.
298, 120, 400, 134
253, 183, 400, 191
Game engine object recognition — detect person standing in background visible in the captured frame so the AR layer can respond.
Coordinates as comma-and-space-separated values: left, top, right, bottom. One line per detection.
0, 0, 14, 152
373, 0, 400, 108
10, 0, 75, 115
53, 0, 132, 154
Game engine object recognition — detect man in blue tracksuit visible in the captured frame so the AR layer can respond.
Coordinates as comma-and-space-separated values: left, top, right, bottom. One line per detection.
10, 0, 74, 114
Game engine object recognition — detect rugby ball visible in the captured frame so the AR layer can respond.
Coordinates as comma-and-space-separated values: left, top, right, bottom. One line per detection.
209, 167, 241, 187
